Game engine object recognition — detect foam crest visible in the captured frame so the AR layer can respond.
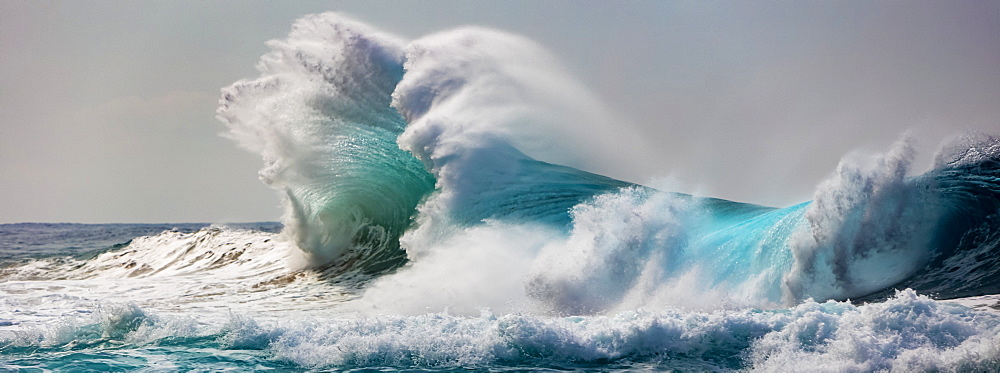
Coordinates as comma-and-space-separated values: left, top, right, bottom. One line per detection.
392, 27, 636, 237
934, 132, 1000, 169
217, 13, 434, 267
394, 27, 638, 175
785, 138, 937, 303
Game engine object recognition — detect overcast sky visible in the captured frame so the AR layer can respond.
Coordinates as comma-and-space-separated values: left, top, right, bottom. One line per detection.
2, 1, 998, 223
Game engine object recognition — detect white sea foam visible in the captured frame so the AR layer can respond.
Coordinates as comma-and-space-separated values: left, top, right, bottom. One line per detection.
0, 227, 353, 329
3, 290, 996, 371
748, 290, 1000, 372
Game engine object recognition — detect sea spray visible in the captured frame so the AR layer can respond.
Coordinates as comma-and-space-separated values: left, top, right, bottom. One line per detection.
784, 137, 936, 304
217, 13, 435, 270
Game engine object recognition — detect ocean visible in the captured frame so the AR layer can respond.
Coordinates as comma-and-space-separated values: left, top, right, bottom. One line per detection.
3, 12, 1000, 371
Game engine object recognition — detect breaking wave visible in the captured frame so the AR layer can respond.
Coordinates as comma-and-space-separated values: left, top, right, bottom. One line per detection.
210, 13, 1000, 314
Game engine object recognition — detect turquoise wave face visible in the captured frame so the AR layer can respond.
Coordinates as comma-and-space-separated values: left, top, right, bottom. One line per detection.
217, 16, 435, 272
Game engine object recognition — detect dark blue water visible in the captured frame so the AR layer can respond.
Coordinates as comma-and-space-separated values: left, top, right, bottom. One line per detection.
0, 222, 281, 260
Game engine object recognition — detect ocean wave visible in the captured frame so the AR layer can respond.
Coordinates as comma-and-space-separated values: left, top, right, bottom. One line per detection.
220, 12, 1000, 312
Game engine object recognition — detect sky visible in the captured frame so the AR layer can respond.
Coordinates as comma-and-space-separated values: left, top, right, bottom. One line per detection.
2, 1, 998, 223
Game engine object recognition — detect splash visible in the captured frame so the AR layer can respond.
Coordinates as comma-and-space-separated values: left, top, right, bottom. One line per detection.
211, 13, 1000, 315
217, 13, 434, 270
